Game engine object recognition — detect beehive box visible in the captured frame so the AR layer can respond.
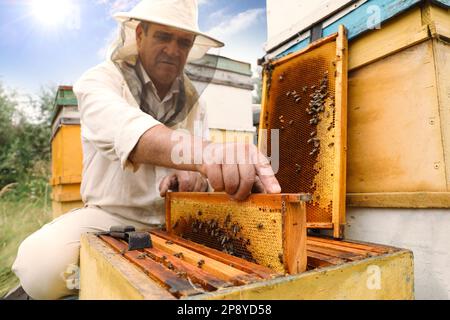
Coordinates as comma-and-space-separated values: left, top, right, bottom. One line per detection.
50, 86, 83, 218
259, 26, 348, 238
344, 4, 450, 208
80, 231, 413, 300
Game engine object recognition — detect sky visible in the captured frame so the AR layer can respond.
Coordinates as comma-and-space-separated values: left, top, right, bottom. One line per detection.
0, 0, 267, 97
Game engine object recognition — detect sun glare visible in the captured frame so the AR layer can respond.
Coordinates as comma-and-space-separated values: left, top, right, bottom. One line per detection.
31, 0, 72, 27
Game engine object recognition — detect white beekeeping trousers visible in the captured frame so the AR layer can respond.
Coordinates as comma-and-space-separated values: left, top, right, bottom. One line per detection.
12, 206, 150, 300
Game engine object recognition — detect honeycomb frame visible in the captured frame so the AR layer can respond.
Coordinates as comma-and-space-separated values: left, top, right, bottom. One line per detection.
258, 25, 348, 238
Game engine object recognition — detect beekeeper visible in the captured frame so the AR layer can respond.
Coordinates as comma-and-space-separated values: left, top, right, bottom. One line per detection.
12, 0, 281, 300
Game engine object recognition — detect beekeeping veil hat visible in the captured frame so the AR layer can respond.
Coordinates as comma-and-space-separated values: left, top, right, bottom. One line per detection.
108, 0, 224, 64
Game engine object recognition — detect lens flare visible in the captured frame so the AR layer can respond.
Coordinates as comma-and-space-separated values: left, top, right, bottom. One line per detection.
31, 0, 72, 27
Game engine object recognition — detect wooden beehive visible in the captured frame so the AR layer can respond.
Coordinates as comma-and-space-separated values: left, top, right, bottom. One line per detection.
344, 4, 450, 208
165, 192, 307, 274
98, 231, 281, 299
50, 86, 83, 218
80, 232, 413, 300
259, 25, 348, 238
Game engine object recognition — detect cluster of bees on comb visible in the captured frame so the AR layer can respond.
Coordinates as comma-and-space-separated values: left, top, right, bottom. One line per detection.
175, 212, 255, 262
305, 71, 335, 157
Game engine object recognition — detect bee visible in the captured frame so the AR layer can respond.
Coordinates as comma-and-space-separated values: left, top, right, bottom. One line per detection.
165, 240, 174, 245
174, 252, 184, 259
197, 259, 205, 268
309, 118, 319, 125
137, 253, 146, 260
257, 223, 264, 230
225, 214, 231, 226
278, 253, 284, 264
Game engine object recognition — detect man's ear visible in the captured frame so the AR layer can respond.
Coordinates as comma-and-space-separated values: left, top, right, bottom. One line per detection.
136, 24, 144, 49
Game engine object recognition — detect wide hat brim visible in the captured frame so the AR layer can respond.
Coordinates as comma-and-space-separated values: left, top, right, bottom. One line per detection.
113, 12, 224, 49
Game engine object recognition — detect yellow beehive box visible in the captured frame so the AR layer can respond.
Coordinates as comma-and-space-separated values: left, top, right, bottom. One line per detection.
50, 86, 83, 218
80, 232, 414, 300
344, 4, 450, 208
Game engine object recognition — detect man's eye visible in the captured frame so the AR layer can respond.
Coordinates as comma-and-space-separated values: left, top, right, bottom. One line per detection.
178, 39, 193, 49
155, 33, 172, 42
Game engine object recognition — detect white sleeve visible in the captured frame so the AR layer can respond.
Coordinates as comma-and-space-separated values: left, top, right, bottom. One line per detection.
73, 63, 162, 171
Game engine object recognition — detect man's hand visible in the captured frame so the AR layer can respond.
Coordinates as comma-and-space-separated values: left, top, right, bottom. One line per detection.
196, 143, 281, 201
130, 126, 281, 201
159, 170, 208, 197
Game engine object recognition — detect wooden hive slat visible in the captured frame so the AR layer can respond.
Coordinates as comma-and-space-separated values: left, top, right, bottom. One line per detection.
100, 236, 200, 298
151, 234, 259, 285
143, 246, 232, 291
151, 230, 279, 279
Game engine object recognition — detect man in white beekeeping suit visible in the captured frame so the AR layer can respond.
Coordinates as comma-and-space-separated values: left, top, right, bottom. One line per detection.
11, 0, 281, 300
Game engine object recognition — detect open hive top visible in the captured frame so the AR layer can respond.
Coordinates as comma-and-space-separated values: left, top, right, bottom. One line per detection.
97, 231, 398, 299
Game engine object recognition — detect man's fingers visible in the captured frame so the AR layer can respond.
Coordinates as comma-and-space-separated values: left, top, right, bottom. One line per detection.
177, 171, 195, 192
193, 173, 208, 192
159, 174, 178, 197
254, 155, 281, 194
231, 164, 255, 201
222, 164, 240, 195
252, 176, 266, 194
205, 164, 225, 192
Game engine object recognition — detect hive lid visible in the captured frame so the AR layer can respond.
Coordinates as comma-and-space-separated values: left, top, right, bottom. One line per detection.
258, 25, 348, 238
51, 86, 79, 125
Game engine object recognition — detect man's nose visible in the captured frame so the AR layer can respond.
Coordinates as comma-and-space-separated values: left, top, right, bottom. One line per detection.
163, 39, 181, 57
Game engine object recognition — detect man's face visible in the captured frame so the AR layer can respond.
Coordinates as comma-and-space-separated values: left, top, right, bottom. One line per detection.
136, 23, 195, 88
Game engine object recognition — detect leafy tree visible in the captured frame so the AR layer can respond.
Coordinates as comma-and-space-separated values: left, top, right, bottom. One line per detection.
0, 83, 55, 199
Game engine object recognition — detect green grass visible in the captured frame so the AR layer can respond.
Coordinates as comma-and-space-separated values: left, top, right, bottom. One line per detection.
0, 197, 51, 298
